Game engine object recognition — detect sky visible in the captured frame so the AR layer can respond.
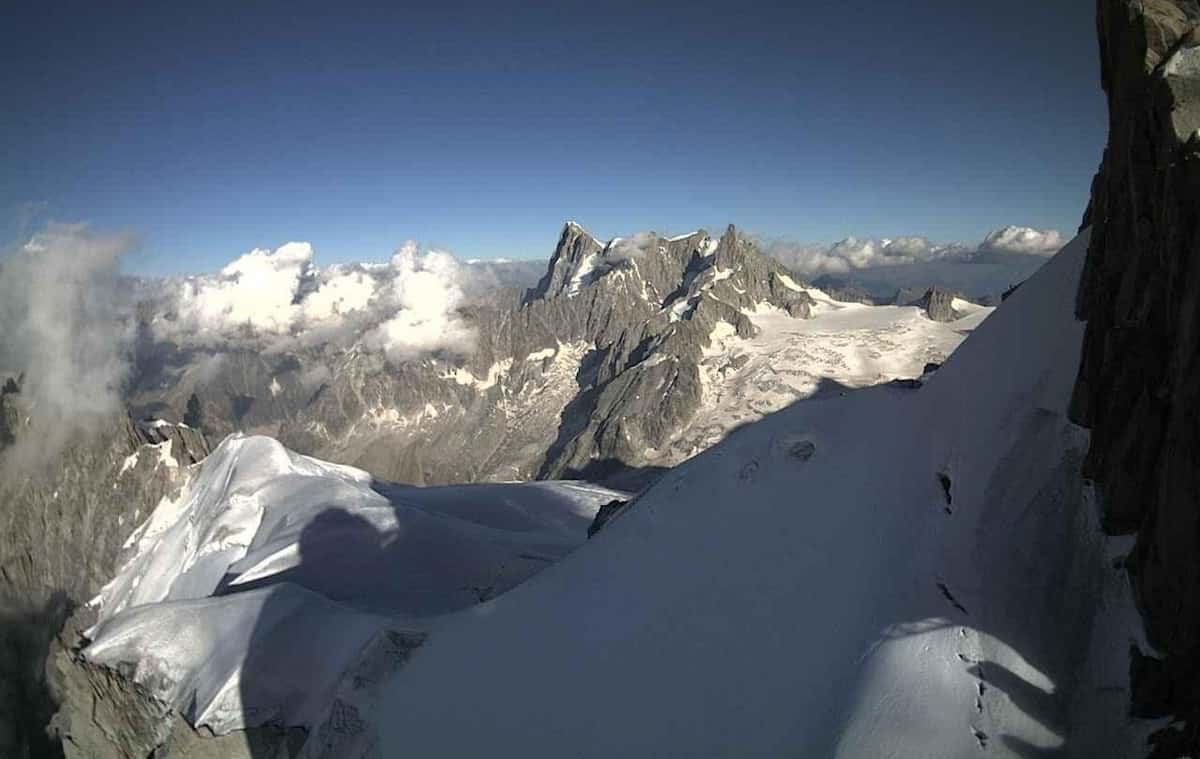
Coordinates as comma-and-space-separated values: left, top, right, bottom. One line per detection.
1, 0, 1105, 275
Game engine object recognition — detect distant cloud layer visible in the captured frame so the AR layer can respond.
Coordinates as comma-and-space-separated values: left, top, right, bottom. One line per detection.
149, 224, 1064, 355
760, 225, 1065, 298
763, 237, 965, 276
763, 225, 1063, 277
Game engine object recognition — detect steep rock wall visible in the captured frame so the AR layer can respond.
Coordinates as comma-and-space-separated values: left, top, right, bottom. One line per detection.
1071, 1, 1200, 753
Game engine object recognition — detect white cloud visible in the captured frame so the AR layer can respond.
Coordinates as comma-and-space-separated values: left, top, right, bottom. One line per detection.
0, 223, 135, 469
151, 239, 480, 363
364, 242, 477, 362
606, 231, 658, 263
977, 226, 1063, 256
300, 267, 377, 323
167, 242, 314, 339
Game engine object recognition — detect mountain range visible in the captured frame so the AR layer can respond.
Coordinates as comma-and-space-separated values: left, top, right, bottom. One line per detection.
5, 1, 1200, 757
125, 222, 986, 488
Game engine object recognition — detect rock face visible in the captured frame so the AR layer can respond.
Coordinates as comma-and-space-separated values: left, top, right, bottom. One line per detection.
0, 396, 209, 605
130, 224, 816, 488
904, 287, 964, 322
50, 646, 307, 759
48, 621, 415, 759
0, 382, 209, 759
1069, 1, 1200, 753
526, 224, 815, 481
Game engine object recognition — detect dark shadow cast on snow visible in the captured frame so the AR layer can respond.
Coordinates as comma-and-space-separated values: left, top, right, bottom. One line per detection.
233, 468, 620, 755
234, 507, 390, 755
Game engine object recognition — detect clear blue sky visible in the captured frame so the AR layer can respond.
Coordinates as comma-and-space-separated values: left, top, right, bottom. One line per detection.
1, 0, 1104, 275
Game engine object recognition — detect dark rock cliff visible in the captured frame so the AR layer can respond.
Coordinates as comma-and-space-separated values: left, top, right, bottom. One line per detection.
1070, 1, 1200, 754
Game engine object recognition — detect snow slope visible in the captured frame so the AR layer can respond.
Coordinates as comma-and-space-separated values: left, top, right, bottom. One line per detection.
370, 231, 1150, 757
82, 434, 627, 736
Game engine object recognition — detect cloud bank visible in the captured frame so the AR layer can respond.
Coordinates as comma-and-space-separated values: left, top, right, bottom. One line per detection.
976, 226, 1064, 259
0, 224, 135, 470
152, 240, 479, 361
761, 225, 1065, 298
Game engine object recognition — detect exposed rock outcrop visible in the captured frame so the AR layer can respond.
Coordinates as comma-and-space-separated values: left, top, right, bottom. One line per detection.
0, 391, 209, 759
48, 622, 421, 758
0, 402, 209, 606
1070, 1, 1200, 753
49, 648, 306, 759
901, 287, 966, 322
587, 499, 629, 538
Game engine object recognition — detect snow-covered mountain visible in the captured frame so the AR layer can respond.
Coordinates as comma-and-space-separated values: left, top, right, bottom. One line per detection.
62, 434, 624, 756
25, 1, 1200, 755
57, 231, 1149, 758
129, 223, 990, 488
1, 224, 992, 758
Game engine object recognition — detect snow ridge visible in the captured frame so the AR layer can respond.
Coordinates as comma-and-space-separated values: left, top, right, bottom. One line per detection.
84, 434, 627, 736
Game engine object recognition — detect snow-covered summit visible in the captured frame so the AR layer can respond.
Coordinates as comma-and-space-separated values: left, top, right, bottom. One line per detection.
81, 433, 627, 740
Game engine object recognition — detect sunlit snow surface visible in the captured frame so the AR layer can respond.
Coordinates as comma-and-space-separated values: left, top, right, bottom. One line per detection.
84, 435, 627, 734
654, 290, 992, 463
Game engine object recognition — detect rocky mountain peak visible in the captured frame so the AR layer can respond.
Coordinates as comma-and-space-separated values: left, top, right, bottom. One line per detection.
526, 222, 607, 300
527, 221, 813, 316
